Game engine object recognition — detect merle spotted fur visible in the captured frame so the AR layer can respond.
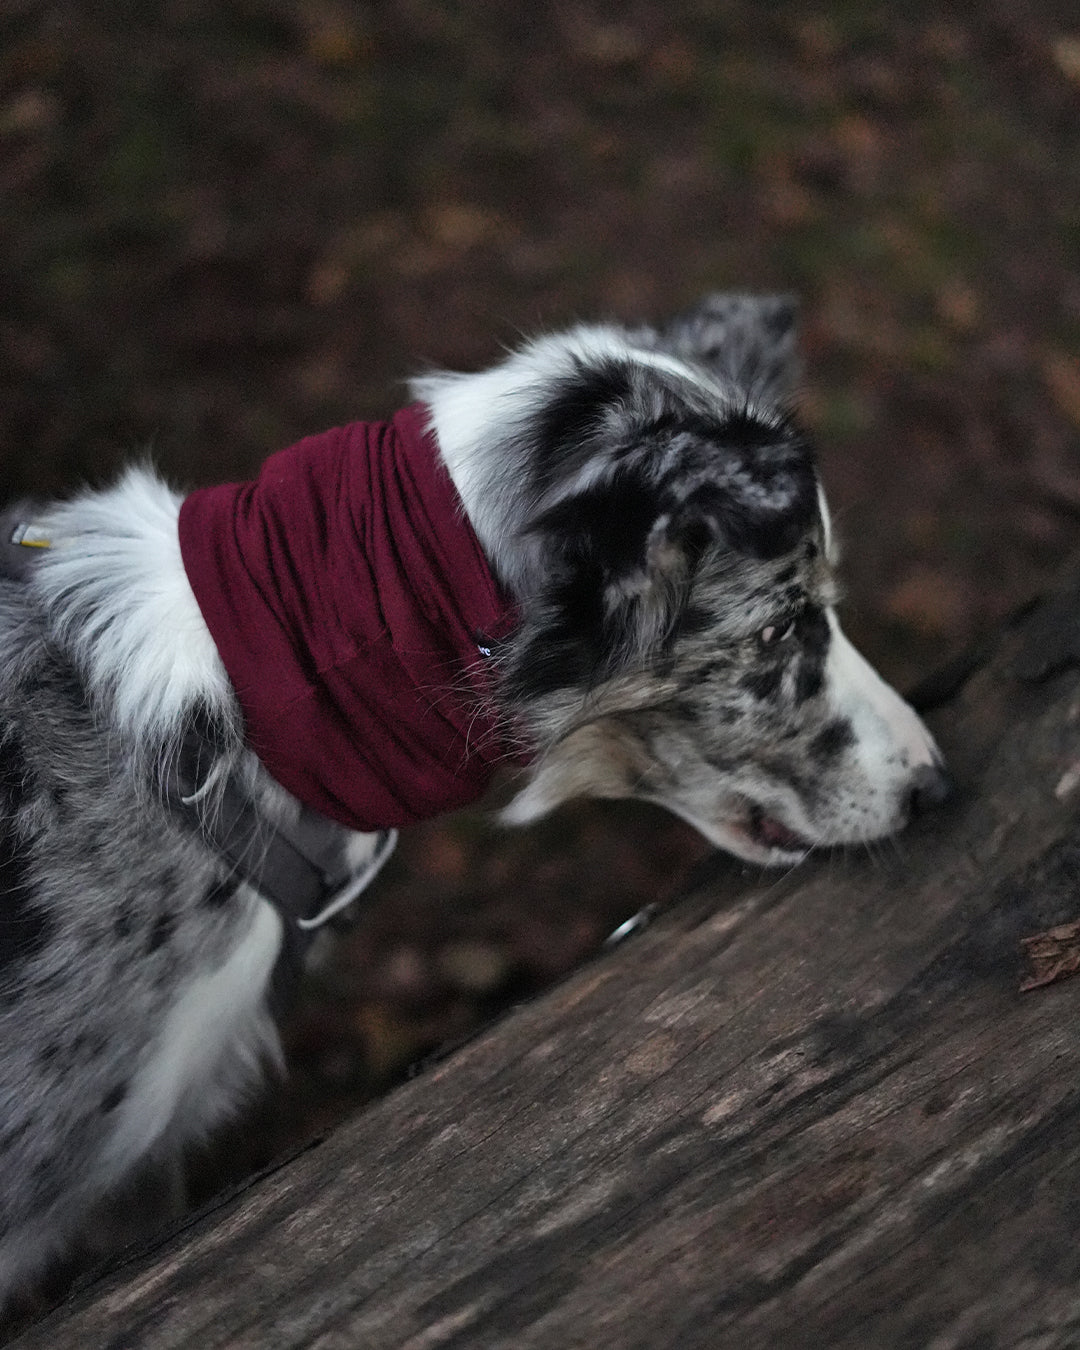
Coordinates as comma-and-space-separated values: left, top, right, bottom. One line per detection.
0, 294, 946, 1308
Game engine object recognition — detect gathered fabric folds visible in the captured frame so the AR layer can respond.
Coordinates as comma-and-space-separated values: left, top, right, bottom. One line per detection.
178, 404, 519, 832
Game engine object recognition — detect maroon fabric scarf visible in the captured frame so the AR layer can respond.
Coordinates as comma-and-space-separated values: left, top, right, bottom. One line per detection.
178, 404, 520, 832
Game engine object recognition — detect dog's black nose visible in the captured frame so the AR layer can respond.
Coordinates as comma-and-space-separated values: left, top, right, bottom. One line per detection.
906, 762, 953, 817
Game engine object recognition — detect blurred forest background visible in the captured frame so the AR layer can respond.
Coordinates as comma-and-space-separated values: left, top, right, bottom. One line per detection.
2, 0, 1079, 1192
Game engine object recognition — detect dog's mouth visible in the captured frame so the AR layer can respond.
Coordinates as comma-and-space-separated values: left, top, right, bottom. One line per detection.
737, 803, 812, 857
651, 795, 816, 866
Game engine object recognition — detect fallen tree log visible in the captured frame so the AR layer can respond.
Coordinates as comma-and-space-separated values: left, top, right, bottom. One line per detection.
14, 565, 1080, 1350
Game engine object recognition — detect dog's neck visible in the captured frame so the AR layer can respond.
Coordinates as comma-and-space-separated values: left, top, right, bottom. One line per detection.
29, 416, 524, 836
175, 408, 521, 832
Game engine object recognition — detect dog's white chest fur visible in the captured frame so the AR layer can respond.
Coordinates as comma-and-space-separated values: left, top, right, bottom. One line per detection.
103, 899, 284, 1169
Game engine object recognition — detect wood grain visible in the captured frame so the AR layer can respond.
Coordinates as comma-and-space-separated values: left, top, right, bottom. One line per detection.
14, 569, 1080, 1349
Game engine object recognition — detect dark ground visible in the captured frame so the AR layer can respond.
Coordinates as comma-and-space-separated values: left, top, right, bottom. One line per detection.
2, 0, 1079, 1212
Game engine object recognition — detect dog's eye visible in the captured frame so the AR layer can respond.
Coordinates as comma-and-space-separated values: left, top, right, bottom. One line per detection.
758, 618, 797, 648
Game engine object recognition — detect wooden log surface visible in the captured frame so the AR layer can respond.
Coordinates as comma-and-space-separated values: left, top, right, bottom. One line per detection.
15, 567, 1080, 1350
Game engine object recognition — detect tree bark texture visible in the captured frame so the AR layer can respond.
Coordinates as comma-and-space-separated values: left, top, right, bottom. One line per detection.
15, 566, 1080, 1350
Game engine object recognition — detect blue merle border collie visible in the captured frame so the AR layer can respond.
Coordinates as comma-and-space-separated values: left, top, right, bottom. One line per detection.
0, 295, 946, 1304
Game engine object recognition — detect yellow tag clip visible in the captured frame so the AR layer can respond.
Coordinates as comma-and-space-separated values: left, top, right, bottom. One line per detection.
10, 523, 51, 549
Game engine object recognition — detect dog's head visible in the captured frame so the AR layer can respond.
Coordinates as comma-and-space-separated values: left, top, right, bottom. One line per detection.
420, 294, 947, 865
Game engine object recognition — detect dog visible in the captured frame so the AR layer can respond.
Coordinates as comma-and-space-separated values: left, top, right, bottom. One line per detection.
0, 294, 947, 1306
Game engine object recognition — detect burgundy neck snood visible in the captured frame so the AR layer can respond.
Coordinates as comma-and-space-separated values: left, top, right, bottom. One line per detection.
178, 404, 519, 833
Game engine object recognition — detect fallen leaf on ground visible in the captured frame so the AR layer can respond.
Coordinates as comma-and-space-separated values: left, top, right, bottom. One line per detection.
1020, 918, 1080, 991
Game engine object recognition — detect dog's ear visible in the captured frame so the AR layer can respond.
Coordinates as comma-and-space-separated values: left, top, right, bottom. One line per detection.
652, 293, 800, 400
506, 401, 817, 700
656, 405, 817, 560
